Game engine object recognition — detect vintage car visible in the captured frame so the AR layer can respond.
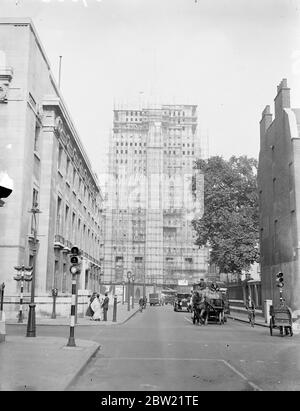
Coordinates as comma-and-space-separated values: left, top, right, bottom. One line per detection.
174, 293, 191, 312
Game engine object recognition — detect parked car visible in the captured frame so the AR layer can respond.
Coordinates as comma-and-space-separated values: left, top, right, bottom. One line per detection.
174, 293, 191, 312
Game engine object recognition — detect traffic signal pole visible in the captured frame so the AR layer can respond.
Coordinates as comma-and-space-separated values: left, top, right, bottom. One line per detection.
67, 273, 77, 347
67, 245, 81, 347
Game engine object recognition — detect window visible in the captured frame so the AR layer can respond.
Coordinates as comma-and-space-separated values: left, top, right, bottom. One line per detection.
34, 122, 41, 152
66, 157, 70, 180
31, 189, 39, 235
56, 196, 62, 235
73, 167, 76, 186
65, 205, 69, 238
58, 144, 63, 170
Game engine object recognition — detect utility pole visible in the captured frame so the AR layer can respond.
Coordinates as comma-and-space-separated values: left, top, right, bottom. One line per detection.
26, 202, 41, 337
58, 56, 62, 89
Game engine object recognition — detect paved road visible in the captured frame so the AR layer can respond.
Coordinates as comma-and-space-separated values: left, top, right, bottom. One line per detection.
7, 305, 300, 391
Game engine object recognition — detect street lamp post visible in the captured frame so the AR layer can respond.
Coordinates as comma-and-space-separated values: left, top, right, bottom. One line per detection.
26, 202, 41, 338
131, 274, 135, 309
127, 271, 132, 312
143, 271, 146, 300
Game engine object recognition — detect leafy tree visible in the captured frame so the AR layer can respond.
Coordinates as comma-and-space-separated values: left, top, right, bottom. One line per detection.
192, 155, 259, 277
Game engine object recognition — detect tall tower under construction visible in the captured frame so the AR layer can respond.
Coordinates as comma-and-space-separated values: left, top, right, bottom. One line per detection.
103, 104, 208, 290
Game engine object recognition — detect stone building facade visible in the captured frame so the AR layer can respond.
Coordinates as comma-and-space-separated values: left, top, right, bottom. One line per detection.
104, 104, 208, 294
0, 18, 104, 318
258, 79, 300, 331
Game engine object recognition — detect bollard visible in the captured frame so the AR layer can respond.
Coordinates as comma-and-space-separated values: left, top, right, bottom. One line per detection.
0, 282, 5, 328
0, 283, 5, 342
51, 288, 58, 319
0, 282, 5, 320
113, 295, 117, 322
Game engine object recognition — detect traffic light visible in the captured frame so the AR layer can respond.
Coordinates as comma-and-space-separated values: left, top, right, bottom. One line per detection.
69, 245, 81, 275
0, 184, 13, 207
276, 272, 284, 288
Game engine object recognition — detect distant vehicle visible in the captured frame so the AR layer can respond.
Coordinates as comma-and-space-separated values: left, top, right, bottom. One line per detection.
174, 293, 191, 312
149, 293, 161, 306
161, 289, 177, 305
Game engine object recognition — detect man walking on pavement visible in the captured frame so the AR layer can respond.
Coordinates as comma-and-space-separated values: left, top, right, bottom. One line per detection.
101, 293, 109, 321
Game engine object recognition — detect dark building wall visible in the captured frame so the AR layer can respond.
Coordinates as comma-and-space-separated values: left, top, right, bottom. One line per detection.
258, 79, 300, 330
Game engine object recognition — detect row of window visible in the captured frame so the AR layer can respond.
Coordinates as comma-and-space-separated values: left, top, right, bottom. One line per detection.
56, 196, 103, 259
123, 110, 187, 117
57, 143, 101, 218
116, 150, 146, 154
115, 150, 194, 156
116, 141, 146, 146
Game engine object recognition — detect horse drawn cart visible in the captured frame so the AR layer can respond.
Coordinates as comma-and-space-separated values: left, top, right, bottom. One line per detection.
269, 304, 293, 337
205, 297, 225, 325
192, 288, 226, 325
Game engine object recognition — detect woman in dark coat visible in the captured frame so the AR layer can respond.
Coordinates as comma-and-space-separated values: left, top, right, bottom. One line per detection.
86, 292, 97, 317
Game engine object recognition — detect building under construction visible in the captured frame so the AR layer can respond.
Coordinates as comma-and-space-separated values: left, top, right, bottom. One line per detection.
103, 104, 208, 293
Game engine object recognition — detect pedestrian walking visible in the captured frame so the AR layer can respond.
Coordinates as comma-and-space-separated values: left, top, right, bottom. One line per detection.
139, 297, 144, 312
86, 292, 97, 318
101, 293, 109, 321
245, 296, 255, 327
91, 294, 102, 321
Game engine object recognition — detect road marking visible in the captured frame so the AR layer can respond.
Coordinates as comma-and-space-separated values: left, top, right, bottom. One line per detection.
221, 360, 263, 391
184, 316, 193, 324
96, 357, 263, 391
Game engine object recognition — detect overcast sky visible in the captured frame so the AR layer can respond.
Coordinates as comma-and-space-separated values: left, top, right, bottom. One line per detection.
1, 0, 300, 183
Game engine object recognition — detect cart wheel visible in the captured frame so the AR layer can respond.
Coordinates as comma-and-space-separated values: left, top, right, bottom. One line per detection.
289, 327, 293, 337
269, 319, 273, 336
280, 326, 284, 336
218, 312, 222, 325
285, 327, 289, 336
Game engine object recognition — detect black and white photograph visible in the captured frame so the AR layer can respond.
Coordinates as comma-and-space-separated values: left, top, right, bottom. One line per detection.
0, 0, 300, 395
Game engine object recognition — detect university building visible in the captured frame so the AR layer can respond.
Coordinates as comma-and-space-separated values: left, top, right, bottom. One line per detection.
103, 104, 208, 296
0, 18, 104, 318
258, 79, 300, 331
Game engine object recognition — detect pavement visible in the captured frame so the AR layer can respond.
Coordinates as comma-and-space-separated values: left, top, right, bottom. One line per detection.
0, 304, 269, 391
227, 307, 269, 328
0, 302, 140, 391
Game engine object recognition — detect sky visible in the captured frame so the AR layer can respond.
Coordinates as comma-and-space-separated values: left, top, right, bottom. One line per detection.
1, 0, 300, 185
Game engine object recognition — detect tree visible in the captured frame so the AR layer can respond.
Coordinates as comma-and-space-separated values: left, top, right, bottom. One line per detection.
192, 155, 259, 277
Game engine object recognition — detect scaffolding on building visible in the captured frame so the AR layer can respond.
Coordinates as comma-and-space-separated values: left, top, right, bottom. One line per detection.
103, 103, 209, 291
